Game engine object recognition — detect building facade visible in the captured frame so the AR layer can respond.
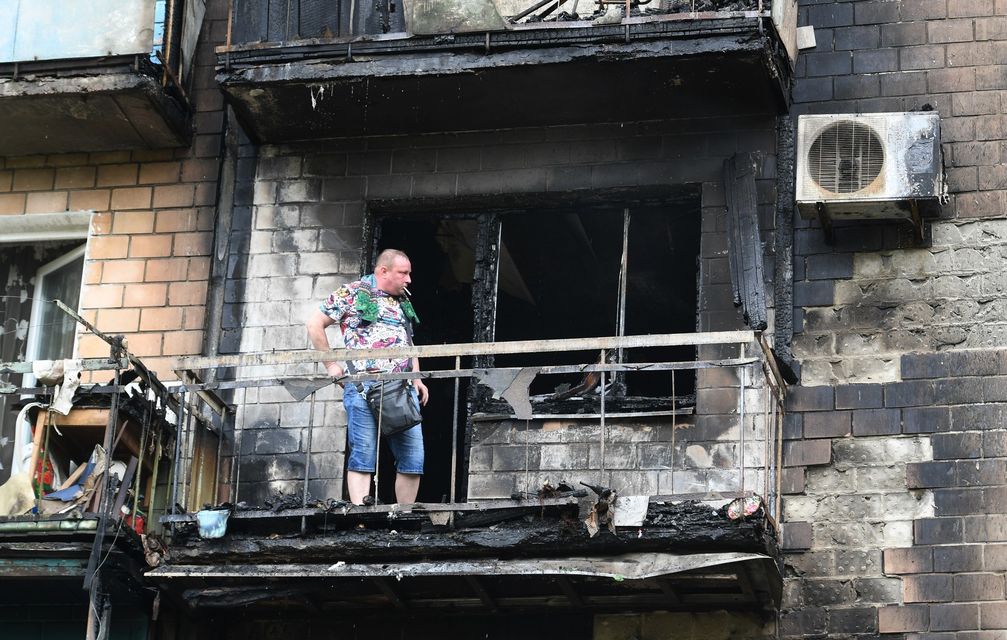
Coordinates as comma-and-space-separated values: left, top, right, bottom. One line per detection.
1, 0, 1006, 638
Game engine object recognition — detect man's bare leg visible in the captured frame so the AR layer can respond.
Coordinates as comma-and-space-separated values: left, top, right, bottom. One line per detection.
347, 470, 373, 505
395, 473, 420, 504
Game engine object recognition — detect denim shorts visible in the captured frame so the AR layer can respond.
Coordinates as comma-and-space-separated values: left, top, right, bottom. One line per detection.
344, 381, 424, 475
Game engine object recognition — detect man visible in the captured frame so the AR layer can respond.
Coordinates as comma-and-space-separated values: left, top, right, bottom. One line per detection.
305, 249, 429, 505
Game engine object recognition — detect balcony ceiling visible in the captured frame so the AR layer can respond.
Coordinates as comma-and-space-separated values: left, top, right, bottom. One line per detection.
0, 69, 191, 155
218, 18, 791, 142
149, 552, 782, 614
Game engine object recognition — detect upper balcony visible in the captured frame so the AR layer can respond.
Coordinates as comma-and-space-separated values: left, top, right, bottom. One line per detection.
216, 0, 798, 142
0, 0, 198, 155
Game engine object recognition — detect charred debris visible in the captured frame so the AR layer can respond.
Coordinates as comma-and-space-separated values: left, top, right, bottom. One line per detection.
166, 492, 777, 564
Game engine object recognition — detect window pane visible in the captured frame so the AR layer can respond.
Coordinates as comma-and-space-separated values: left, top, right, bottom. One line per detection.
33, 252, 84, 361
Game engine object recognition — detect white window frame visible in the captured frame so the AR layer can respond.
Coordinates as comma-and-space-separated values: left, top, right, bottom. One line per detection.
24, 243, 87, 365
1, 213, 90, 476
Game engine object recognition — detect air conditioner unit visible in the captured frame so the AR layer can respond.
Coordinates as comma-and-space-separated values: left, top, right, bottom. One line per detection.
796, 112, 944, 234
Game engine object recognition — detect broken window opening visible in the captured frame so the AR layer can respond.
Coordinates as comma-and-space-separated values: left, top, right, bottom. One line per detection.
365, 195, 701, 500
493, 203, 701, 404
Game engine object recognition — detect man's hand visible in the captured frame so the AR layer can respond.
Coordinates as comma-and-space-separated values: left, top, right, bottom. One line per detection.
325, 362, 345, 379
413, 379, 429, 406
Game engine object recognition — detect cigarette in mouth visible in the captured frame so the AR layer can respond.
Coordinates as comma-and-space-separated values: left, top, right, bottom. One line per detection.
403, 286, 412, 296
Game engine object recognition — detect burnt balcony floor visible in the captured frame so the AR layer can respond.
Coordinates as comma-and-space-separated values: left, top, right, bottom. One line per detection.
150, 494, 782, 614
0, 58, 191, 155
217, 15, 792, 142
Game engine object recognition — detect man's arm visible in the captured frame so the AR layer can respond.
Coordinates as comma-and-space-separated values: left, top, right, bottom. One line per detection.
306, 310, 344, 378
411, 357, 429, 406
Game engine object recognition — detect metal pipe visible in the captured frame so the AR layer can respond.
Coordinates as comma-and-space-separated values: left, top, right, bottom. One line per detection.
374, 384, 382, 503
36, 408, 53, 513
132, 403, 150, 533
616, 209, 630, 379
775, 399, 783, 522
302, 392, 314, 507
302, 392, 317, 532
149, 435, 162, 532
286, 0, 293, 40
183, 384, 198, 509
213, 413, 224, 504
226, 0, 234, 49
84, 365, 120, 592
512, 0, 554, 22
763, 372, 770, 503
598, 350, 606, 485
670, 371, 676, 494
523, 420, 530, 496
738, 353, 747, 494
450, 356, 460, 503
163, 0, 178, 86
233, 393, 245, 505
171, 391, 186, 515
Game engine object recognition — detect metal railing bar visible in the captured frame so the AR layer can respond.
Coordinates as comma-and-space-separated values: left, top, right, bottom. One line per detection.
172, 357, 761, 394
172, 331, 757, 371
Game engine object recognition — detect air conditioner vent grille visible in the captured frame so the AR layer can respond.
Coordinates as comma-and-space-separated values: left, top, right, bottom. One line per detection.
808, 120, 885, 194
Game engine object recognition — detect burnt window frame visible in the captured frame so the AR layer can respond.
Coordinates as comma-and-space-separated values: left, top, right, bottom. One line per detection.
365, 186, 705, 413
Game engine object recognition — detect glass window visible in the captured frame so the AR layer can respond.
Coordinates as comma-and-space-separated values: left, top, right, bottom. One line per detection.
26, 246, 85, 363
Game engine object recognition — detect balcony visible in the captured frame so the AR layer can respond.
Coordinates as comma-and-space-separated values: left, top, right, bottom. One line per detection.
0, 0, 197, 155
216, 0, 798, 142
0, 349, 181, 621
148, 331, 788, 615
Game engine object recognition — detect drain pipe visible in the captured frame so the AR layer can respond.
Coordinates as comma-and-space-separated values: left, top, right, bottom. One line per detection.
202, 105, 240, 369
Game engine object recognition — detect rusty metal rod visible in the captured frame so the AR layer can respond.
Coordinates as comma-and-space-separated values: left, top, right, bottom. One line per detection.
513, 0, 555, 22
226, 0, 233, 49
149, 434, 162, 530
170, 391, 184, 515
670, 371, 676, 494
301, 391, 317, 533
303, 394, 317, 501
738, 346, 747, 495
450, 356, 460, 503
155, 49, 190, 102
163, 0, 178, 85
598, 350, 607, 485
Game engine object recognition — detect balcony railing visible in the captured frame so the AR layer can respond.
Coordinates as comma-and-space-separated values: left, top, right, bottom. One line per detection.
0, 354, 178, 539
160, 331, 788, 532
221, 0, 784, 39
223, 0, 797, 62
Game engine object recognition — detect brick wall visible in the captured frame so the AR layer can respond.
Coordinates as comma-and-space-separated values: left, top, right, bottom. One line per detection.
223, 116, 779, 504
782, 352, 1007, 637
782, 0, 1007, 637
0, 0, 228, 379
792, 0, 1007, 383
466, 382, 775, 500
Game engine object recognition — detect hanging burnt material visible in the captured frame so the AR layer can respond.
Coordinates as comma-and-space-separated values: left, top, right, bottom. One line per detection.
723, 152, 768, 331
